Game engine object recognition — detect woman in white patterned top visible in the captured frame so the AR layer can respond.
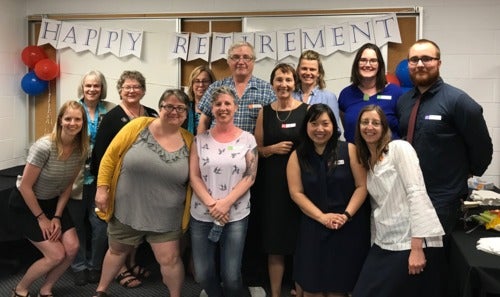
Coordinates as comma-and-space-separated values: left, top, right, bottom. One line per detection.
189, 86, 258, 297
9, 101, 89, 297
352, 104, 445, 297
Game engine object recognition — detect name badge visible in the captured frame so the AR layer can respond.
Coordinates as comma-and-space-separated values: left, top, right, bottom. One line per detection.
425, 115, 442, 120
228, 145, 244, 151
377, 95, 392, 100
281, 123, 296, 128
248, 104, 262, 109
334, 159, 345, 165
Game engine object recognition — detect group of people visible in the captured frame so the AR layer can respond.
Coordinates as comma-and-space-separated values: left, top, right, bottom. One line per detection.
8, 38, 492, 297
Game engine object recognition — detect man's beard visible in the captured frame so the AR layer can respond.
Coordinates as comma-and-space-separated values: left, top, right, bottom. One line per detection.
410, 70, 439, 88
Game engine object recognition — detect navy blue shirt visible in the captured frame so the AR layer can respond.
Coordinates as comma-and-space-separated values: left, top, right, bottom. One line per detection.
397, 77, 492, 213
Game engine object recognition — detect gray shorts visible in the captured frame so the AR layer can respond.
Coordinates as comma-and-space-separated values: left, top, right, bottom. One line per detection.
108, 217, 182, 247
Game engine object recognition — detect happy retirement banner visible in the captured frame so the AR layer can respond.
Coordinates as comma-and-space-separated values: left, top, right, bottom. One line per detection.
37, 14, 400, 61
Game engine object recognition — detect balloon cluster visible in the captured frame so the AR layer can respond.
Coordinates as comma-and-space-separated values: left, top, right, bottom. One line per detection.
20, 46, 60, 96
385, 59, 414, 93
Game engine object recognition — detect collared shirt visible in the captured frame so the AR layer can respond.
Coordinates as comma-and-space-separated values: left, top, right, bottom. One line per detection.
293, 86, 342, 134
198, 76, 276, 133
368, 140, 444, 251
397, 77, 493, 213
339, 83, 402, 143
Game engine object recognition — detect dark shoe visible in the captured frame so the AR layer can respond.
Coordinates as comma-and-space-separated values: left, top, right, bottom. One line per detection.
37, 293, 53, 297
129, 264, 151, 280
115, 269, 141, 288
74, 269, 88, 286
92, 292, 110, 297
88, 269, 101, 284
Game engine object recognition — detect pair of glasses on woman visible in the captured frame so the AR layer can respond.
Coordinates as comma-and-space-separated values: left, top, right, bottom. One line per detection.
160, 104, 187, 113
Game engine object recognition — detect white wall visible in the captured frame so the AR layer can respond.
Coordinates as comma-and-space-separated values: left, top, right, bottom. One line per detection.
6, 0, 498, 185
0, 0, 29, 170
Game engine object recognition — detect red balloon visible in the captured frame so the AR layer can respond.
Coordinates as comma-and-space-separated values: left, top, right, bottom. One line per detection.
386, 73, 400, 86
34, 59, 60, 81
21, 46, 47, 68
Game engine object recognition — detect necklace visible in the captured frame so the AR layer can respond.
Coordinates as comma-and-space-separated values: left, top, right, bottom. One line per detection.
275, 107, 293, 122
121, 103, 142, 119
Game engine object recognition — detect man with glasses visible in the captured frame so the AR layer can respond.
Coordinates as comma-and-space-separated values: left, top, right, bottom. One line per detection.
397, 39, 492, 234
197, 41, 276, 134
397, 38, 493, 297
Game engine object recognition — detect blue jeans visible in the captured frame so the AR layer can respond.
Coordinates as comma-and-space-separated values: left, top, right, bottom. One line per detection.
67, 182, 108, 272
190, 216, 248, 297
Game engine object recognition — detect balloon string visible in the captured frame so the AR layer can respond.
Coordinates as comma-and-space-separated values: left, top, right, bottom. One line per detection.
45, 83, 53, 134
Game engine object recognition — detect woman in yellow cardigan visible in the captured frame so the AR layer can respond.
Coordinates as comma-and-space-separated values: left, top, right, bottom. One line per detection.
92, 89, 193, 297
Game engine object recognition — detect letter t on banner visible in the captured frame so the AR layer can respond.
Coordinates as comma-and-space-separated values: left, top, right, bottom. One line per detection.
211, 33, 233, 62
373, 13, 401, 46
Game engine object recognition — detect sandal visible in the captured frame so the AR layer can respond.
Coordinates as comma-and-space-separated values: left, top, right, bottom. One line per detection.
92, 292, 110, 297
115, 269, 141, 288
129, 264, 151, 280
11, 288, 30, 297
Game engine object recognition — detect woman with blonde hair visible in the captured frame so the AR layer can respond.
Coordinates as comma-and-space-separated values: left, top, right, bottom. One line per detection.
9, 101, 89, 297
185, 65, 216, 134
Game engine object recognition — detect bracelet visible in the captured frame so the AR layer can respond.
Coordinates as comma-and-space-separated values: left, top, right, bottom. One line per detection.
343, 210, 352, 221
35, 212, 45, 219
53, 215, 62, 220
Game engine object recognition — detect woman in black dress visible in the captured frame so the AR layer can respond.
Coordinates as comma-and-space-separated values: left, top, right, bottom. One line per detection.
255, 63, 308, 297
286, 104, 370, 297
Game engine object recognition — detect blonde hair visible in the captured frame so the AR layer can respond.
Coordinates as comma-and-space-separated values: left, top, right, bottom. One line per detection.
297, 50, 326, 89
187, 65, 216, 101
50, 100, 89, 160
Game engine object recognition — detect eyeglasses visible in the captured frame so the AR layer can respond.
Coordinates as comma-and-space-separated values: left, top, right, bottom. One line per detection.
360, 119, 381, 127
121, 85, 143, 91
359, 58, 379, 65
160, 104, 187, 114
408, 56, 439, 65
193, 80, 211, 85
229, 55, 254, 62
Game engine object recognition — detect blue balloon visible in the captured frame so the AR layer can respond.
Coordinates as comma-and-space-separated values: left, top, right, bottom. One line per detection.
21, 71, 48, 95
395, 59, 413, 88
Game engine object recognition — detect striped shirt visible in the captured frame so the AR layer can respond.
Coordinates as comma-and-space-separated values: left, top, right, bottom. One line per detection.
27, 136, 83, 200
198, 76, 276, 133
367, 140, 444, 251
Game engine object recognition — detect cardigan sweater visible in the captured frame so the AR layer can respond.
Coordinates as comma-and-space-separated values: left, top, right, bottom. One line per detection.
96, 117, 194, 232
